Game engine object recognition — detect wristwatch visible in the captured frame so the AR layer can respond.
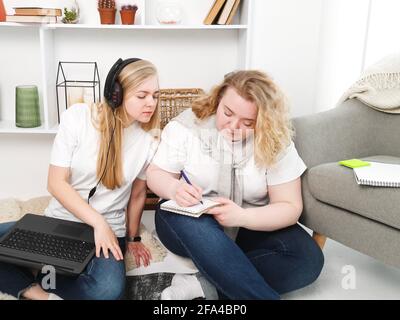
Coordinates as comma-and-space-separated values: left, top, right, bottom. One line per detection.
126, 236, 141, 242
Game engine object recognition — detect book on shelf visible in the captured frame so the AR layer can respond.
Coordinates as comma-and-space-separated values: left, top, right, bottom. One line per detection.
225, 0, 241, 25
203, 0, 227, 25
6, 15, 58, 23
217, 0, 236, 25
13, 7, 62, 17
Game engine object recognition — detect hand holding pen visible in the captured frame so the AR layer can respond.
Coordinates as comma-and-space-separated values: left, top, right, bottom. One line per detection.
180, 170, 203, 205
172, 170, 203, 207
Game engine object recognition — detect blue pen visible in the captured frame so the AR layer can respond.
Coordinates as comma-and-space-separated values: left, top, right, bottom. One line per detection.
180, 170, 204, 205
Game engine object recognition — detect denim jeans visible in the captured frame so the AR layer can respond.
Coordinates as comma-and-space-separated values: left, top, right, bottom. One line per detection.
155, 201, 324, 300
0, 221, 126, 300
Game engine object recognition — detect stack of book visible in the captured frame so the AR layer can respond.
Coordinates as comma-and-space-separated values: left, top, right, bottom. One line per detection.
6, 7, 62, 24
203, 0, 241, 25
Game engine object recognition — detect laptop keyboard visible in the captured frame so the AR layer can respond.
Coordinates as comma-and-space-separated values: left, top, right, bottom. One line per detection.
0, 228, 94, 263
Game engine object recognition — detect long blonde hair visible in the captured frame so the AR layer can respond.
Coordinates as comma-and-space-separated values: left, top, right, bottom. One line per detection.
192, 70, 293, 167
91, 60, 160, 190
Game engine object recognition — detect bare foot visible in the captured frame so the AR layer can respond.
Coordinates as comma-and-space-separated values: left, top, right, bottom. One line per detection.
22, 284, 49, 300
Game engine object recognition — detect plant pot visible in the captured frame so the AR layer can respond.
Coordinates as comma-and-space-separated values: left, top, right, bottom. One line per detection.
120, 9, 137, 25
98, 8, 116, 25
0, 0, 6, 22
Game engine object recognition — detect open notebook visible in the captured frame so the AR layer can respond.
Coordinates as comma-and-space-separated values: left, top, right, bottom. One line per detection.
160, 198, 221, 218
353, 161, 400, 187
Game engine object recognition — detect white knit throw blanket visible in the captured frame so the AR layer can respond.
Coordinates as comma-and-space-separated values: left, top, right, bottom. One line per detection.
337, 53, 400, 113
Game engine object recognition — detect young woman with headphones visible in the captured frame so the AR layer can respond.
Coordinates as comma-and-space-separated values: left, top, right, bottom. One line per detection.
0, 58, 160, 300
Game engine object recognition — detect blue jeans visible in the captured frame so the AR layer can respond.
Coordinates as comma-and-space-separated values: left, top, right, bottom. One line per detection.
155, 201, 324, 300
0, 221, 126, 300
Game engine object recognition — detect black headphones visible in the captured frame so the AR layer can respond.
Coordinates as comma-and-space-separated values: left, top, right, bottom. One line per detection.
104, 57, 142, 109
88, 57, 142, 204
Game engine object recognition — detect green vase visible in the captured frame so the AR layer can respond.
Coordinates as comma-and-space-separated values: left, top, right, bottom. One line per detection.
15, 85, 41, 128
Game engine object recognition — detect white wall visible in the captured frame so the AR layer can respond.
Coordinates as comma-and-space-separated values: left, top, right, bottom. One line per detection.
0, 135, 53, 199
250, 0, 399, 116
0, 27, 51, 199
0, 28, 42, 125
250, 0, 322, 118
364, 0, 400, 67
311, 0, 400, 112
313, 0, 370, 112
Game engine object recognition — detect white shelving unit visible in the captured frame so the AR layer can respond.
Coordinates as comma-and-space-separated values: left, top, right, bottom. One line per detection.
0, 0, 253, 134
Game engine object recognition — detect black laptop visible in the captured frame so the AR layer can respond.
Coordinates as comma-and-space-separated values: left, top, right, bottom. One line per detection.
0, 214, 95, 276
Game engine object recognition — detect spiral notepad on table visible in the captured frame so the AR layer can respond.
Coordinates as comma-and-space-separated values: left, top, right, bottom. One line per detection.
353, 162, 400, 187
160, 198, 221, 218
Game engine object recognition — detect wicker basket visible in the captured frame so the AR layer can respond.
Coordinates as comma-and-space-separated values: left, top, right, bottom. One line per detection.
158, 88, 204, 129
145, 88, 205, 210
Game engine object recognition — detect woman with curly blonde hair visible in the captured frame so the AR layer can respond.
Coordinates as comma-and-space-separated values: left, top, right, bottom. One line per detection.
147, 70, 324, 300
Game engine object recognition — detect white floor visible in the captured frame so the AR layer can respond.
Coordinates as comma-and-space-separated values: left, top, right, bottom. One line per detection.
142, 211, 400, 300
283, 231, 400, 300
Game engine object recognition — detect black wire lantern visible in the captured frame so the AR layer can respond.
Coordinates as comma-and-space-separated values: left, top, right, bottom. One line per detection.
55, 61, 101, 124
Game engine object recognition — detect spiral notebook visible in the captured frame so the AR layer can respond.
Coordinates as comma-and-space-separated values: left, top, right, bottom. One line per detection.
353, 161, 400, 187
160, 198, 221, 218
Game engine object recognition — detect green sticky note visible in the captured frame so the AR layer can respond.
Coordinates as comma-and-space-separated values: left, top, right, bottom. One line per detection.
339, 159, 371, 169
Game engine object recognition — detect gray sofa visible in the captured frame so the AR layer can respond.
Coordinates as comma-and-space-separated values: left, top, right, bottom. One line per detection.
293, 99, 400, 268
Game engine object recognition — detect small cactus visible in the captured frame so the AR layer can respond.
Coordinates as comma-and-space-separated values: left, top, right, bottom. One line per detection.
121, 4, 138, 11
98, 0, 116, 9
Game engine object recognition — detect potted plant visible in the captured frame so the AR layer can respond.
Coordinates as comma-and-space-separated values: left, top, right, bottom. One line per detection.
62, 1, 79, 24
0, 0, 6, 22
62, 8, 78, 24
120, 4, 138, 25
98, 0, 116, 25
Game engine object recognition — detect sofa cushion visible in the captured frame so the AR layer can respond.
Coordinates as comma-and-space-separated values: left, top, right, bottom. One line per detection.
307, 155, 400, 230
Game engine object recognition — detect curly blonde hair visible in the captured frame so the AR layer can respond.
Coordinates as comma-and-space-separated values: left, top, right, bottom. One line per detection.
192, 70, 293, 167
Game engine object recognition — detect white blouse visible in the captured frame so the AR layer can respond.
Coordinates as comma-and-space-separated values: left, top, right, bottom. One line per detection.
45, 103, 158, 237
152, 121, 307, 206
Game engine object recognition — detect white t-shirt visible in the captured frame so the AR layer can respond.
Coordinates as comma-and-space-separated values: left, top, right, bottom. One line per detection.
152, 121, 306, 206
44, 104, 158, 237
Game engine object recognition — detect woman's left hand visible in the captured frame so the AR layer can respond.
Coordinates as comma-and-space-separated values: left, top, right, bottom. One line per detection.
207, 197, 246, 227
126, 242, 152, 267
